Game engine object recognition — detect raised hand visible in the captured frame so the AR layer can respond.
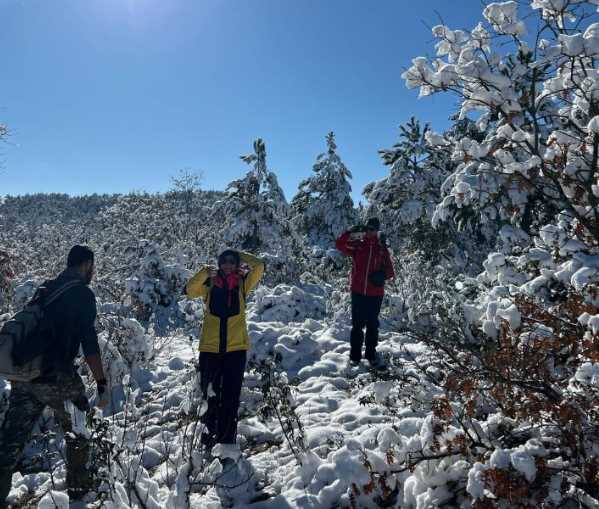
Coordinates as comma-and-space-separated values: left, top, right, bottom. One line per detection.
238, 263, 250, 277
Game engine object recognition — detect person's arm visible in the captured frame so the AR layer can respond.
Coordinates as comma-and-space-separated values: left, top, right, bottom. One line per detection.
335, 231, 358, 256
85, 351, 108, 409
79, 290, 108, 406
79, 291, 104, 378
186, 268, 210, 299
239, 252, 265, 293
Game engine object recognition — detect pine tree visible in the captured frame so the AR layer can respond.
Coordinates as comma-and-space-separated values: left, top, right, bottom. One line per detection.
364, 117, 445, 243
215, 139, 297, 283
290, 132, 356, 249
126, 240, 190, 323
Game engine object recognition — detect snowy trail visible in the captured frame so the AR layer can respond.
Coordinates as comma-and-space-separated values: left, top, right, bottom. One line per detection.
237, 321, 419, 508
122, 313, 420, 508
5, 312, 421, 508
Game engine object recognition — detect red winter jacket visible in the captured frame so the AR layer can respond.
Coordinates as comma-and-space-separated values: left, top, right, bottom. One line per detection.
335, 231, 395, 297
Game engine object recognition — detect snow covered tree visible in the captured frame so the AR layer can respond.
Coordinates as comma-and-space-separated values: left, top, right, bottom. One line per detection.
392, 1, 599, 505
402, 1, 599, 240
126, 240, 190, 324
0, 248, 14, 313
165, 169, 206, 244
214, 138, 297, 283
93, 189, 222, 304
216, 138, 289, 252
364, 117, 452, 247
363, 118, 493, 325
290, 132, 356, 249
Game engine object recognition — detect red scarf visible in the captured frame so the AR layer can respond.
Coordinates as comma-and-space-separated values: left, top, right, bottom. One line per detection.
213, 272, 242, 307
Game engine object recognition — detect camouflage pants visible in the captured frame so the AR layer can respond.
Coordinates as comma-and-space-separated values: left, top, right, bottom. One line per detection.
0, 373, 91, 505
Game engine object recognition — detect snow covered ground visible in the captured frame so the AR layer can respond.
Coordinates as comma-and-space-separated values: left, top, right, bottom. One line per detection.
1, 286, 434, 508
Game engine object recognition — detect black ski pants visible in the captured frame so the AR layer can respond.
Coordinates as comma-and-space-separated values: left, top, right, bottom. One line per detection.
198, 350, 247, 445
350, 293, 384, 362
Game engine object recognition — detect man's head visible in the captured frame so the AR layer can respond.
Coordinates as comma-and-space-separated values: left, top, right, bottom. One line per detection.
67, 245, 95, 285
365, 217, 380, 237
217, 249, 240, 275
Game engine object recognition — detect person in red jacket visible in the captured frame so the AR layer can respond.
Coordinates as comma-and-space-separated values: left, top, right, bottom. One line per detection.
336, 217, 395, 367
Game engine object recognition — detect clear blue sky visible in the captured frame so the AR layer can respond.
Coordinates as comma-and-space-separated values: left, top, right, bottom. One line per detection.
0, 0, 483, 201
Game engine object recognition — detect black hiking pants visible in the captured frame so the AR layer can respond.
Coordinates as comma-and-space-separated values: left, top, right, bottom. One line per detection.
199, 350, 247, 446
0, 373, 91, 506
350, 293, 384, 362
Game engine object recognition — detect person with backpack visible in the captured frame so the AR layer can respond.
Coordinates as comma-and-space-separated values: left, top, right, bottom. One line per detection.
186, 249, 264, 449
0, 245, 108, 506
336, 217, 395, 368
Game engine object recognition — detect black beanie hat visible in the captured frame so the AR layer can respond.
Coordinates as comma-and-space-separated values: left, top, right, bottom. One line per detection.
218, 249, 241, 267
366, 217, 380, 231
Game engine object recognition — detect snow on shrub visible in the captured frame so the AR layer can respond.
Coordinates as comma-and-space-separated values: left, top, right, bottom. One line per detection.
178, 297, 204, 326
12, 279, 40, 310
38, 490, 69, 509
256, 251, 300, 287
0, 248, 15, 313
126, 240, 190, 322
250, 283, 326, 323
392, 0, 599, 505
97, 315, 153, 396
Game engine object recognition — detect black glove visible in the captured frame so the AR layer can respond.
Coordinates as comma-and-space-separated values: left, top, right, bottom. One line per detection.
72, 393, 90, 413
379, 232, 387, 246
349, 225, 365, 233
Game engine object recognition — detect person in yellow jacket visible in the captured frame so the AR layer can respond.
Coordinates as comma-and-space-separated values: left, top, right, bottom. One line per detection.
186, 249, 264, 447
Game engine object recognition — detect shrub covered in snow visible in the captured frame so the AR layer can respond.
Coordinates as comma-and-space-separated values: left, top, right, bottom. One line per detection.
394, 1, 599, 505
250, 283, 326, 323
126, 240, 191, 322
97, 315, 153, 393
178, 297, 204, 327
0, 248, 15, 313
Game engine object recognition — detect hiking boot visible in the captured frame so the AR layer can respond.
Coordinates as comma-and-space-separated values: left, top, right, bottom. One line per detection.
347, 357, 361, 370
366, 353, 386, 370
220, 457, 237, 470
217, 456, 246, 492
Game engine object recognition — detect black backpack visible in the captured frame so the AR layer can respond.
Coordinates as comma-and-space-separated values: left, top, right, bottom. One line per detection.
0, 280, 81, 382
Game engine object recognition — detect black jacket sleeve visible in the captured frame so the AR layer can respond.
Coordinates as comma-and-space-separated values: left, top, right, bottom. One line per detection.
77, 287, 100, 357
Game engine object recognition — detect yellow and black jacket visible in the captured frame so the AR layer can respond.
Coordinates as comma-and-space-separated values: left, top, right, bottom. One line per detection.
186, 252, 264, 353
